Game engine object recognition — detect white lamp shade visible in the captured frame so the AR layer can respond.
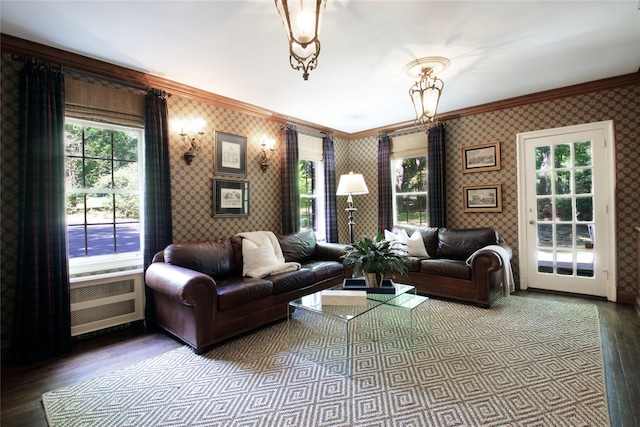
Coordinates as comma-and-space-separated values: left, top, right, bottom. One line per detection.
336, 172, 369, 195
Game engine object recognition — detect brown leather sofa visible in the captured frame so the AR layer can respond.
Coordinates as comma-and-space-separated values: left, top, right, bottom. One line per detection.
390, 225, 512, 308
145, 230, 348, 353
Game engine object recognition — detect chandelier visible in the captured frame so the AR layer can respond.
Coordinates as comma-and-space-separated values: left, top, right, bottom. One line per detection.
275, 0, 327, 80
404, 56, 450, 127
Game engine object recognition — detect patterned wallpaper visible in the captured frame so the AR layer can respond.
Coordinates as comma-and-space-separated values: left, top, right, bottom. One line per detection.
1, 50, 638, 353
167, 96, 282, 242
345, 85, 640, 295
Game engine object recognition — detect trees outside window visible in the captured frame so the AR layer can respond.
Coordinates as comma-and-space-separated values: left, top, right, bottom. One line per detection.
65, 120, 143, 259
393, 156, 428, 226
298, 159, 326, 239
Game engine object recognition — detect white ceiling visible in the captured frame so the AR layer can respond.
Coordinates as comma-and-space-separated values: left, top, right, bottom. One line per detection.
2, 1, 639, 134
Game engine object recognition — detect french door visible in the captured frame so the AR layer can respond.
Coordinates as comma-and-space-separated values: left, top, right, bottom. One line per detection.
517, 121, 616, 300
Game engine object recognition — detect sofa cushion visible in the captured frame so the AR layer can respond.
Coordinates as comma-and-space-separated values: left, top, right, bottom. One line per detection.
302, 260, 345, 282
215, 277, 273, 311
270, 268, 315, 294
405, 256, 422, 272
436, 228, 499, 260
385, 229, 429, 257
242, 238, 279, 276
392, 225, 439, 257
421, 259, 471, 280
164, 238, 240, 280
278, 230, 316, 263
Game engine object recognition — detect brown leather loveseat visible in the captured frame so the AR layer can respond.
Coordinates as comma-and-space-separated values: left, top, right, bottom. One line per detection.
145, 230, 348, 353
390, 225, 513, 308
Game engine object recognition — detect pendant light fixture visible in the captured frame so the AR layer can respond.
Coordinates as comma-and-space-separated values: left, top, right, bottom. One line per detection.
275, 0, 327, 80
404, 56, 450, 127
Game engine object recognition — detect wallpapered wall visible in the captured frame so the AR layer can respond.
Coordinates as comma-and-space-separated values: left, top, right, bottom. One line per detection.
344, 85, 640, 296
167, 96, 284, 242
1, 51, 638, 353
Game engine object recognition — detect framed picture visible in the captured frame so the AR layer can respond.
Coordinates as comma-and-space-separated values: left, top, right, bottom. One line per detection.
462, 183, 502, 212
213, 180, 249, 217
214, 131, 247, 177
461, 141, 501, 173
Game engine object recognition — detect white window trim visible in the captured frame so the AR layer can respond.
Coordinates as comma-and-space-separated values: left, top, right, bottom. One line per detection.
391, 156, 428, 226
298, 158, 326, 241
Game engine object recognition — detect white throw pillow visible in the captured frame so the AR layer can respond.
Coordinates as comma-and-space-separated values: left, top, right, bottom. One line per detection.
242, 239, 279, 276
407, 230, 429, 257
384, 229, 409, 255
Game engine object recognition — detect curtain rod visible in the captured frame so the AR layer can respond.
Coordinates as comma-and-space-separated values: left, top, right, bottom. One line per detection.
11, 54, 63, 72
281, 123, 332, 139
381, 121, 446, 138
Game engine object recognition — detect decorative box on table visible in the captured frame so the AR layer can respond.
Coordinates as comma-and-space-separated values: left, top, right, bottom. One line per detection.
342, 278, 396, 294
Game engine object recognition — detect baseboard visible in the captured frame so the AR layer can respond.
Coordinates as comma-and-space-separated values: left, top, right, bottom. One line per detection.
617, 291, 637, 305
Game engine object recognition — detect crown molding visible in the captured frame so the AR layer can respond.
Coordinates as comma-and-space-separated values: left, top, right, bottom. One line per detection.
3, 33, 638, 141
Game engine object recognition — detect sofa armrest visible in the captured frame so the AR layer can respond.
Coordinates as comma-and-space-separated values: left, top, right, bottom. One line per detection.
315, 242, 349, 262
145, 262, 218, 306
469, 248, 507, 307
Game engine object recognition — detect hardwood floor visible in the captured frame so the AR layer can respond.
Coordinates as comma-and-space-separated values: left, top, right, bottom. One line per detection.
2, 290, 639, 427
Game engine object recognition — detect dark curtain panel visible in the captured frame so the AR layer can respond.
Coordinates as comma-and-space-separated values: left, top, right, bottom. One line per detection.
280, 125, 300, 234
428, 123, 447, 227
143, 89, 173, 324
322, 136, 338, 242
377, 134, 393, 233
14, 60, 71, 364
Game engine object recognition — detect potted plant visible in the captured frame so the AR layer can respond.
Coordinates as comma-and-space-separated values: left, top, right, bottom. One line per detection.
342, 233, 410, 287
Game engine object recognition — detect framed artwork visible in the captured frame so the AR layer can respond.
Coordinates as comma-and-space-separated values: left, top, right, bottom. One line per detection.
213, 179, 249, 217
461, 141, 501, 173
462, 183, 502, 212
214, 131, 247, 177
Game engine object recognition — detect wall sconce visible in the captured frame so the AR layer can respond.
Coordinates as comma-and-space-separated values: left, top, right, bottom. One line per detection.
181, 130, 204, 165
174, 118, 206, 165
259, 137, 276, 172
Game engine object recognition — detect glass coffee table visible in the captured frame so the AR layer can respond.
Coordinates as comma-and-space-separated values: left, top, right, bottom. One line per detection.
287, 283, 428, 376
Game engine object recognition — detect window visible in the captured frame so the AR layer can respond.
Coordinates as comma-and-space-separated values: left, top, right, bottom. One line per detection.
298, 159, 326, 240
65, 119, 143, 262
393, 156, 428, 226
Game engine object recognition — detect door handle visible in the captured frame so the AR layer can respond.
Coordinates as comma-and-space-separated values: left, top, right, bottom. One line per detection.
529, 220, 535, 225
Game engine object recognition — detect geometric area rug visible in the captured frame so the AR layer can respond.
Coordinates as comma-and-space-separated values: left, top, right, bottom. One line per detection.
42, 296, 609, 426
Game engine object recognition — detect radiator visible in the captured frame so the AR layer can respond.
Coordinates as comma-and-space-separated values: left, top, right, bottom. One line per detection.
70, 270, 145, 336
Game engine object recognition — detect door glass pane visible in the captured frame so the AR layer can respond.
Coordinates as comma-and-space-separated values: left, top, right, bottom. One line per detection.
554, 144, 571, 169
555, 171, 572, 195
535, 146, 550, 170
537, 224, 553, 247
575, 224, 593, 248
574, 141, 592, 167
536, 171, 552, 195
574, 169, 592, 194
556, 224, 573, 248
556, 197, 573, 221
537, 249, 553, 273
577, 251, 594, 277
576, 197, 593, 221
537, 198, 552, 221
556, 251, 574, 275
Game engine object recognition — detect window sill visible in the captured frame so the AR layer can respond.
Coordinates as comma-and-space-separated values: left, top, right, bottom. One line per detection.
69, 253, 143, 277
